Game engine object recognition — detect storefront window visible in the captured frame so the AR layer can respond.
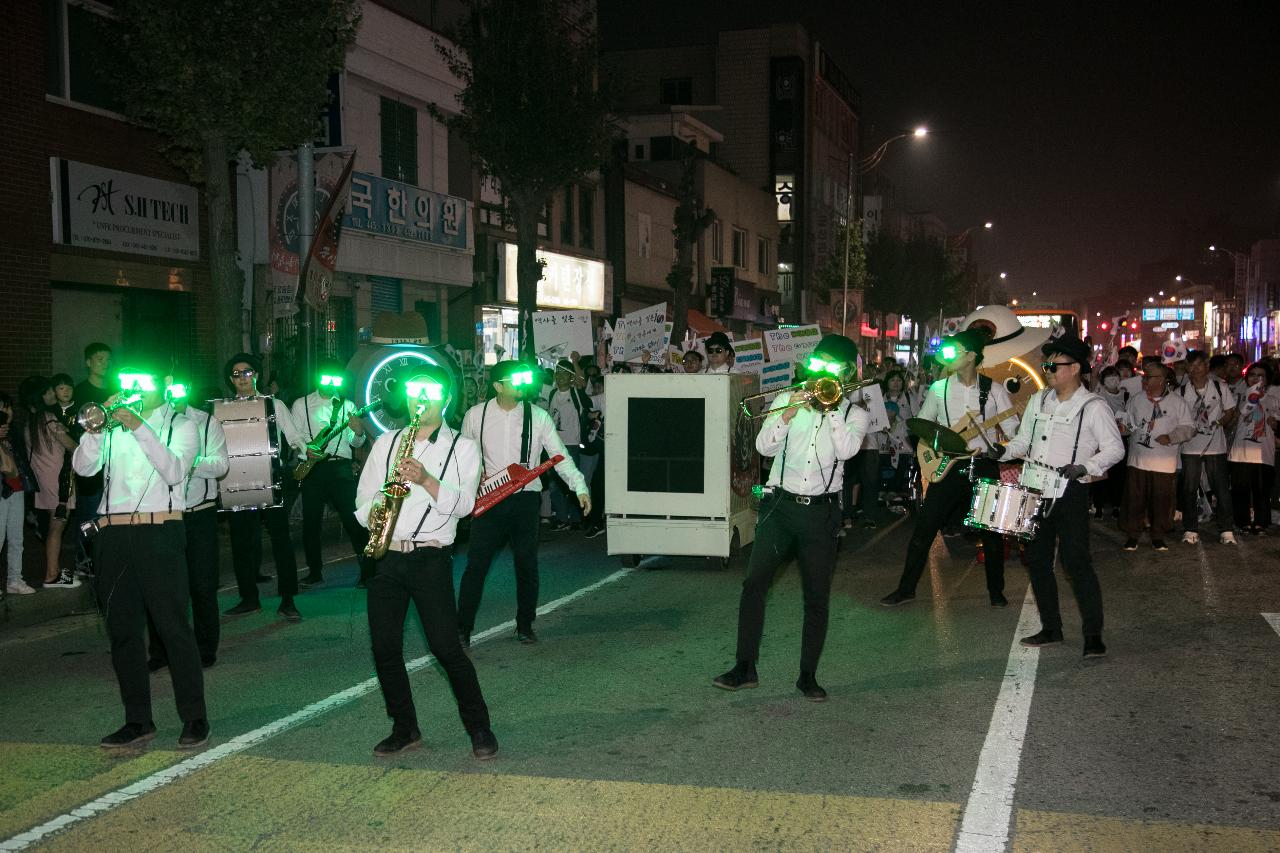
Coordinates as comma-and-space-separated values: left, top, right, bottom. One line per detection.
481, 307, 520, 366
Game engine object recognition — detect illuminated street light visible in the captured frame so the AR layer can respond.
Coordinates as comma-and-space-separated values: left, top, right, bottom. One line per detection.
1148, 297, 1155, 303
999, 272, 1008, 279
1031, 291, 1038, 297
913, 126, 928, 137
1174, 275, 1183, 282
859, 125, 929, 173
984, 222, 993, 230
1158, 290, 1165, 296
1011, 298, 1019, 306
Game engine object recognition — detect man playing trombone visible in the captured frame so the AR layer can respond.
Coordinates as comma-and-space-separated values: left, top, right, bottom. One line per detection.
713, 334, 868, 702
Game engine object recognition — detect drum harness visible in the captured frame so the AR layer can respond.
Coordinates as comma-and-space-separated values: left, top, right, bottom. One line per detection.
1021, 392, 1104, 519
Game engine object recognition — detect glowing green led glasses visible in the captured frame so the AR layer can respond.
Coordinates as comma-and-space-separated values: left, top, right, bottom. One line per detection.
505, 369, 535, 388
118, 372, 157, 393
165, 383, 188, 401
806, 356, 843, 376
938, 344, 960, 363
319, 374, 344, 388
404, 379, 445, 402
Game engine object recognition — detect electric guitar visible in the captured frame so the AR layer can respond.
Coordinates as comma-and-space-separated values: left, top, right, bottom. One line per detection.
915, 401, 1026, 488
293, 398, 384, 481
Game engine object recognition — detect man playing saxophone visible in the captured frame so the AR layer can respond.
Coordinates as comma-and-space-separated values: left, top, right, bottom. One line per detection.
355, 365, 498, 760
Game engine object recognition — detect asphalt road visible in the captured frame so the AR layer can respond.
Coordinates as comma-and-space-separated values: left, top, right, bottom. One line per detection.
1, 513, 1278, 851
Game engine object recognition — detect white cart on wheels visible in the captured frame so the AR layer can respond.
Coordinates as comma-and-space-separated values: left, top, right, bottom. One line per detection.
605, 373, 761, 569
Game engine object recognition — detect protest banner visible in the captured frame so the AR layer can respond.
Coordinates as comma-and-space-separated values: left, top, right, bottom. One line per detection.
620, 303, 669, 362
532, 310, 594, 365
732, 338, 765, 374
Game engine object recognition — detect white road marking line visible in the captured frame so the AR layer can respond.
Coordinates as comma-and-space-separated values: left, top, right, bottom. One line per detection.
1264, 613, 1280, 638
954, 587, 1041, 853
0, 568, 634, 851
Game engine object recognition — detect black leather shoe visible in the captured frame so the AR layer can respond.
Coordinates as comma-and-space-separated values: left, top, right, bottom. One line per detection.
201, 655, 217, 669
1083, 635, 1108, 658
516, 627, 538, 644
178, 718, 210, 749
255, 573, 274, 583
277, 601, 302, 622
101, 721, 157, 749
471, 728, 499, 760
147, 658, 168, 673
879, 590, 915, 607
298, 573, 324, 587
712, 662, 759, 691
1019, 628, 1065, 647
224, 600, 261, 616
355, 578, 368, 589
373, 728, 422, 757
990, 592, 1009, 608
796, 672, 828, 702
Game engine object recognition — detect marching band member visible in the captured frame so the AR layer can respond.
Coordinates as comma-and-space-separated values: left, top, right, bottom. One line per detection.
989, 335, 1124, 656
880, 330, 1018, 609
148, 380, 228, 671
221, 353, 307, 622
713, 334, 868, 702
456, 360, 590, 646
291, 359, 373, 588
71, 368, 209, 749
355, 366, 497, 759
704, 331, 735, 374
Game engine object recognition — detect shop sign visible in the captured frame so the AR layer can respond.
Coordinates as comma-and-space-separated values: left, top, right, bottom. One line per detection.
51, 158, 200, 261
501, 243, 605, 311
708, 267, 735, 316
344, 172, 469, 251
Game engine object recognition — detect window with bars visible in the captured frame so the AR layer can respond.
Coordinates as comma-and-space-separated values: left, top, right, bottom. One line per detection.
380, 97, 418, 185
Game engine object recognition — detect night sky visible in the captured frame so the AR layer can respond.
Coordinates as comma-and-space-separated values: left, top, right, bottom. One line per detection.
600, 2, 1280, 310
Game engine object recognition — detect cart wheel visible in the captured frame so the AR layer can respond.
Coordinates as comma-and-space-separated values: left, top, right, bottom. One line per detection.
621, 554, 642, 568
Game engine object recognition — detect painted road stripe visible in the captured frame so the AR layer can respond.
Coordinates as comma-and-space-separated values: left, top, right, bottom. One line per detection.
0, 568, 633, 851
954, 588, 1041, 853
1264, 613, 1280, 637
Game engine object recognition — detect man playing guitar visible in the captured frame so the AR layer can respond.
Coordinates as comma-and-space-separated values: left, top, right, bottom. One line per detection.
881, 330, 1020, 608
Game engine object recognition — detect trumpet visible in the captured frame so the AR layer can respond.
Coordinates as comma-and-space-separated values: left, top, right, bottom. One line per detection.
76, 395, 143, 434
740, 377, 878, 419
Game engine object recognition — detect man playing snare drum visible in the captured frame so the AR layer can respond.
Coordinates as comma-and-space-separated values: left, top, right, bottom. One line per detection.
988, 334, 1124, 657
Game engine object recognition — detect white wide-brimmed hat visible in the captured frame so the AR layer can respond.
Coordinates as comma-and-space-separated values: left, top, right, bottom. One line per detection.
961, 305, 1052, 366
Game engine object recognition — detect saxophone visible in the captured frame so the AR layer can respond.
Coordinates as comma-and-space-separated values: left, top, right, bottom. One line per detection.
363, 402, 425, 559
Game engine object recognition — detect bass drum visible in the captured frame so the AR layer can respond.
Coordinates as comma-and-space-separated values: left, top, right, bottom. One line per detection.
345, 344, 463, 437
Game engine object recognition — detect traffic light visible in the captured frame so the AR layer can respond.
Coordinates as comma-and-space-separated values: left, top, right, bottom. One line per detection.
1100, 321, 1110, 331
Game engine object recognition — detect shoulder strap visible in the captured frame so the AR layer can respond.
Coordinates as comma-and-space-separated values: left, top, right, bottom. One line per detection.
1070, 397, 1103, 465
978, 374, 992, 418
522, 401, 532, 466
410, 430, 464, 538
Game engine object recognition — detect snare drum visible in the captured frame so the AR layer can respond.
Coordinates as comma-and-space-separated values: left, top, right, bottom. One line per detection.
964, 478, 1044, 541
213, 397, 282, 510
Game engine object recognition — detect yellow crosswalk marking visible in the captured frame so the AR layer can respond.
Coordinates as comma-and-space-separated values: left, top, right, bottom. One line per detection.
1013, 808, 1280, 852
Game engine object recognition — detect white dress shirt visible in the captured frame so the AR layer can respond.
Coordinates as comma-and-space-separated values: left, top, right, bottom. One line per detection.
1177, 379, 1235, 456
1122, 392, 1195, 473
355, 423, 480, 546
175, 405, 229, 510
72, 406, 197, 514
461, 399, 587, 496
1003, 387, 1125, 497
706, 363, 733, 374
291, 392, 367, 459
916, 376, 1019, 453
1228, 385, 1280, 466
757, 393, 869, 495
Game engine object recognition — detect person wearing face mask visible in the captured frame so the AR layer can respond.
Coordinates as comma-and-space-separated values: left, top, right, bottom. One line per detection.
989, 335, 1123, 656
1117, 361, 1195, 551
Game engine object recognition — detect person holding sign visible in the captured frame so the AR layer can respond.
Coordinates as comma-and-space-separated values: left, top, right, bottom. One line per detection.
712, 334, 868, 702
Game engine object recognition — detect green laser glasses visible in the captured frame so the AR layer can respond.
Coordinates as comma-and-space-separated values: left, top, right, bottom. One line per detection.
806, 356, 842, 376
403, 380, 445, 402
165, 383, 188, 402
507, 369, 535, 388
319, 374, 344, 388
118, 372, 157, 393
938, 344, 959, 363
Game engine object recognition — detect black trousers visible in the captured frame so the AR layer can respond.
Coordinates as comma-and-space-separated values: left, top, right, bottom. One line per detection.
94, 521, 206, 724
1026, 481, 1104, 636
895, 461, 1005, 597
1231, 461, 1271, 528
228, 505, 298, 604
456, 491, 541, 634
148, 506, 221, 662
300, 459, 373, 580
842, 448, 881, 520
367, 547, 490, 735
735, 495, 842, 673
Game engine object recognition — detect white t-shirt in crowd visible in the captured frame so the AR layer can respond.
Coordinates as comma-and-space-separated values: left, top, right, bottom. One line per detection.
543, 387, 586, 446
1228, 384, 1280, 467
1123, 392, 1195, 473
1177, 379, 1235, 456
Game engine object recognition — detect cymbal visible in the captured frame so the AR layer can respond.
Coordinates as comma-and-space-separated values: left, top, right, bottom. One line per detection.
907, 418, 970, 454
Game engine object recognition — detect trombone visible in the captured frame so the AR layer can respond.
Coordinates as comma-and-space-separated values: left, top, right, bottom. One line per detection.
76, 394, 143, 434
740, 377, 879, 419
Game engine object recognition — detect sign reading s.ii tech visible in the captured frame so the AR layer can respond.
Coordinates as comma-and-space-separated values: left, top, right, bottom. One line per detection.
51, 159, 200, 261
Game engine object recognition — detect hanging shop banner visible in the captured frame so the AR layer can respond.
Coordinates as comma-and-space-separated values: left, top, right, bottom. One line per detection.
268, 147, 355, 318
532, 310, 594, 365
50, 158, 200, 261
300, 153, 355, 312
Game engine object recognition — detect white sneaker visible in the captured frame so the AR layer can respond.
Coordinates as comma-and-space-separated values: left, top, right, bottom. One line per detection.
6, 580, 37, 595
44, 570, 81, 590
1181, 531, 1199, 545
1220, 531, 1237, 545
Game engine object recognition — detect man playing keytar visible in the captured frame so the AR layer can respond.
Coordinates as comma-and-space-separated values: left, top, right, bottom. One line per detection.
713, 334, 869, 701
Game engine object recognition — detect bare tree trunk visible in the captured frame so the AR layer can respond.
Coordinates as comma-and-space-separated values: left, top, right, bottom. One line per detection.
203, 131, 242, 363
511, 195, 543, 363
669, 252, 693, 349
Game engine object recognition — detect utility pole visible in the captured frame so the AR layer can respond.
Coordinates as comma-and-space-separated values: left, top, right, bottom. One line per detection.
298, 142, 314, 388
841, 152, 854, 337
